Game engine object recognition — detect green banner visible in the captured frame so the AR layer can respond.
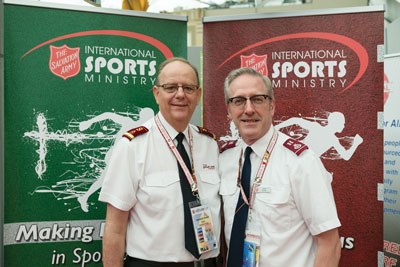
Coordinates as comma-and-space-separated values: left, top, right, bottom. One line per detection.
3, 2, 186, 266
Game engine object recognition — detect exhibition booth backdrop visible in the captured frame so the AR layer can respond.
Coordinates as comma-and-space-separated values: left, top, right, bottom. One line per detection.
3, 1, 186, 266
384, 53, 400, 267
203, 6, 384, 267
1, 2, 394, 267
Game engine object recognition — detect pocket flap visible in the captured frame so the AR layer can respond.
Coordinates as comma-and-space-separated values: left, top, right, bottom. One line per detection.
145, 171, 180, 187
197, 170, 220, 185
256, 186, 290, 204
219, 179, 238, 196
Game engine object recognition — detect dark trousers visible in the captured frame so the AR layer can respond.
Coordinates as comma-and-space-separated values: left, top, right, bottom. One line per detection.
124, 256, 217, 267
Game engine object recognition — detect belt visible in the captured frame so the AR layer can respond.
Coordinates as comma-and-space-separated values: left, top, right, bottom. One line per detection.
125, 256, 217, 267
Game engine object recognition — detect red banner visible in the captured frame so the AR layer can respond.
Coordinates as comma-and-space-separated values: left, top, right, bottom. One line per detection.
204, 7, 384, 266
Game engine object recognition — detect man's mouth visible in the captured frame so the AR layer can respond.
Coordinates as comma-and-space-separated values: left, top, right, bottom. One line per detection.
242, 119, 259, 123
172, 103, 188, 107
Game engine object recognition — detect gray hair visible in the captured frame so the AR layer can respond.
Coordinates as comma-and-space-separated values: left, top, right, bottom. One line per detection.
155, 57, 199, 86
223, 67, 274, 103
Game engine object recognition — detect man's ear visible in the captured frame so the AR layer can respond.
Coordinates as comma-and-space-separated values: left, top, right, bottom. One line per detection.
227, 104, 232, 120
270, 99, 276, 117
196, 87, 202, 105
153, 86, 160, 104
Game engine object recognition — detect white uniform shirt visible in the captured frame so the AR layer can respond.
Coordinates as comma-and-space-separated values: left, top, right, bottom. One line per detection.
99, 113, 221, 262
219, 126, 341, 267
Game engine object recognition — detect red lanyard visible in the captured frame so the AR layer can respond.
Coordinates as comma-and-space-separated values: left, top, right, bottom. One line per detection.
237, 129, 278, 209
155, 114, 198, 194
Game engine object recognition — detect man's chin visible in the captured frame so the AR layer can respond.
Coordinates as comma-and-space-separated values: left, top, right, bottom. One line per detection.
171, 111, 192, 122
240, 123, 259, 131
240, 129, 260, 140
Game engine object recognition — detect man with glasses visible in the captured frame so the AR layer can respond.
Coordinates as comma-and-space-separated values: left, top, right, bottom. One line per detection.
219, 67, 341, 267
99, 57, 221, 267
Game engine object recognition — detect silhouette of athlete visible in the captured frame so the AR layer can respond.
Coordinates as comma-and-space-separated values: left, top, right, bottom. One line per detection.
77, 108, 154, 212
275, 112, 363, 160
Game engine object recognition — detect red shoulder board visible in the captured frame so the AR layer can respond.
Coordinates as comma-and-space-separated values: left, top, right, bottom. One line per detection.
220, 140, 237, 153
122, 126, 149, 141
283, 138, 308, 156
197, 126, 216, 140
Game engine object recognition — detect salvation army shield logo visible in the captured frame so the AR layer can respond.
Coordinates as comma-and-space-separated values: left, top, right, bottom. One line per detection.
240, 53, 268, 76
49, 45, 81, 80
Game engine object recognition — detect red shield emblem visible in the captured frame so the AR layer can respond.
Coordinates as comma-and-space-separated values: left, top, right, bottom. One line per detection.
49, 45, 81, 80
240, 53, 268, 76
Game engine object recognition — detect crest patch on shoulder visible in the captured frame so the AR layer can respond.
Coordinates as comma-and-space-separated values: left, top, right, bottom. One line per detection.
123, 126, 149, 141
220, 140, 237, 153
283, 138, 308, 156
197, 126, 216, 140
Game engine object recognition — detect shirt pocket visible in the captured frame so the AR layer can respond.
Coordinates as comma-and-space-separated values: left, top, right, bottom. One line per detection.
197, 170, 220, 200
219, 179, 239, 227
142, 171, 182, 210
254, 185, 292, 233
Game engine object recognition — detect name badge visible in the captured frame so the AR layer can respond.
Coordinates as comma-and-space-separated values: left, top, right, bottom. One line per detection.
257, 186, 271, 193
190, 204, 218, 255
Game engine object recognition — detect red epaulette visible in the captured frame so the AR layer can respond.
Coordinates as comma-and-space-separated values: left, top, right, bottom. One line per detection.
283, 138, 308, 156
122, 126, 149, 141
219, 140, 237, 153
197, 126, 216, 140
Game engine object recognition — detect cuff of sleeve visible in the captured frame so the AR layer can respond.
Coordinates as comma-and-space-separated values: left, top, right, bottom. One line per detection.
310, 219, 341, 236
98, 192, 132, 211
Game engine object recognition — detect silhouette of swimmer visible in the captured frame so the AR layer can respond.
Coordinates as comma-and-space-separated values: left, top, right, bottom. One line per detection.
275, 112, 363, 160
77, 108, 154, 212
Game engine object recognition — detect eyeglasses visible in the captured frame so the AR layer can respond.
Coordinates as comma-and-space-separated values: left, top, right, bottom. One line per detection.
157, 84, 199, 94
227, 94, 271, 107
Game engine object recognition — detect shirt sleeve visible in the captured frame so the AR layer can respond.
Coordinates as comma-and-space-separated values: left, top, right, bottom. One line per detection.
98, 138, 139, 211
290, 151, 341, 235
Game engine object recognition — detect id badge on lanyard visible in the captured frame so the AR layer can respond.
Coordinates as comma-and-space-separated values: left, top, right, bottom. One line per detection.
190, 200, 218, 255
243, 217, 261, 267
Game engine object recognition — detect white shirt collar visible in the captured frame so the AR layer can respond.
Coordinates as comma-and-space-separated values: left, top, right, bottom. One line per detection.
157, 112, 190, 141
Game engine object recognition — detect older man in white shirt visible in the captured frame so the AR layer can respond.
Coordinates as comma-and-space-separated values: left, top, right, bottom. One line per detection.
219, 67, 341, 267
99, 57, 221, 267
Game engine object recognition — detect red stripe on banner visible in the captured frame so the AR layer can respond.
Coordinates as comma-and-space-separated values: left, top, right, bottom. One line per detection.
217, 32, 368, 94
22, 30, 174, 59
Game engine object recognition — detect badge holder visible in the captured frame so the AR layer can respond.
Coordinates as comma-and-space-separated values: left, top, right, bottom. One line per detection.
189, 200, 218, 255
243, 214, 261, 267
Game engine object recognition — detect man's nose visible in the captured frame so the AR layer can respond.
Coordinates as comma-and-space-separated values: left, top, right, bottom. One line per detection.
244, 99, 255, 114
175, 86, 185, 97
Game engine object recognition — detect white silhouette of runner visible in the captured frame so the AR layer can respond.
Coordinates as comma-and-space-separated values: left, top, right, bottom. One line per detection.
275, 112, 363, 160
77, 108, 154, 212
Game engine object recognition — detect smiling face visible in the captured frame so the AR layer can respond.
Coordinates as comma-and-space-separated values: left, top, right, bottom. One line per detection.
153, 60, 201, 132
227, 73, 275, 145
